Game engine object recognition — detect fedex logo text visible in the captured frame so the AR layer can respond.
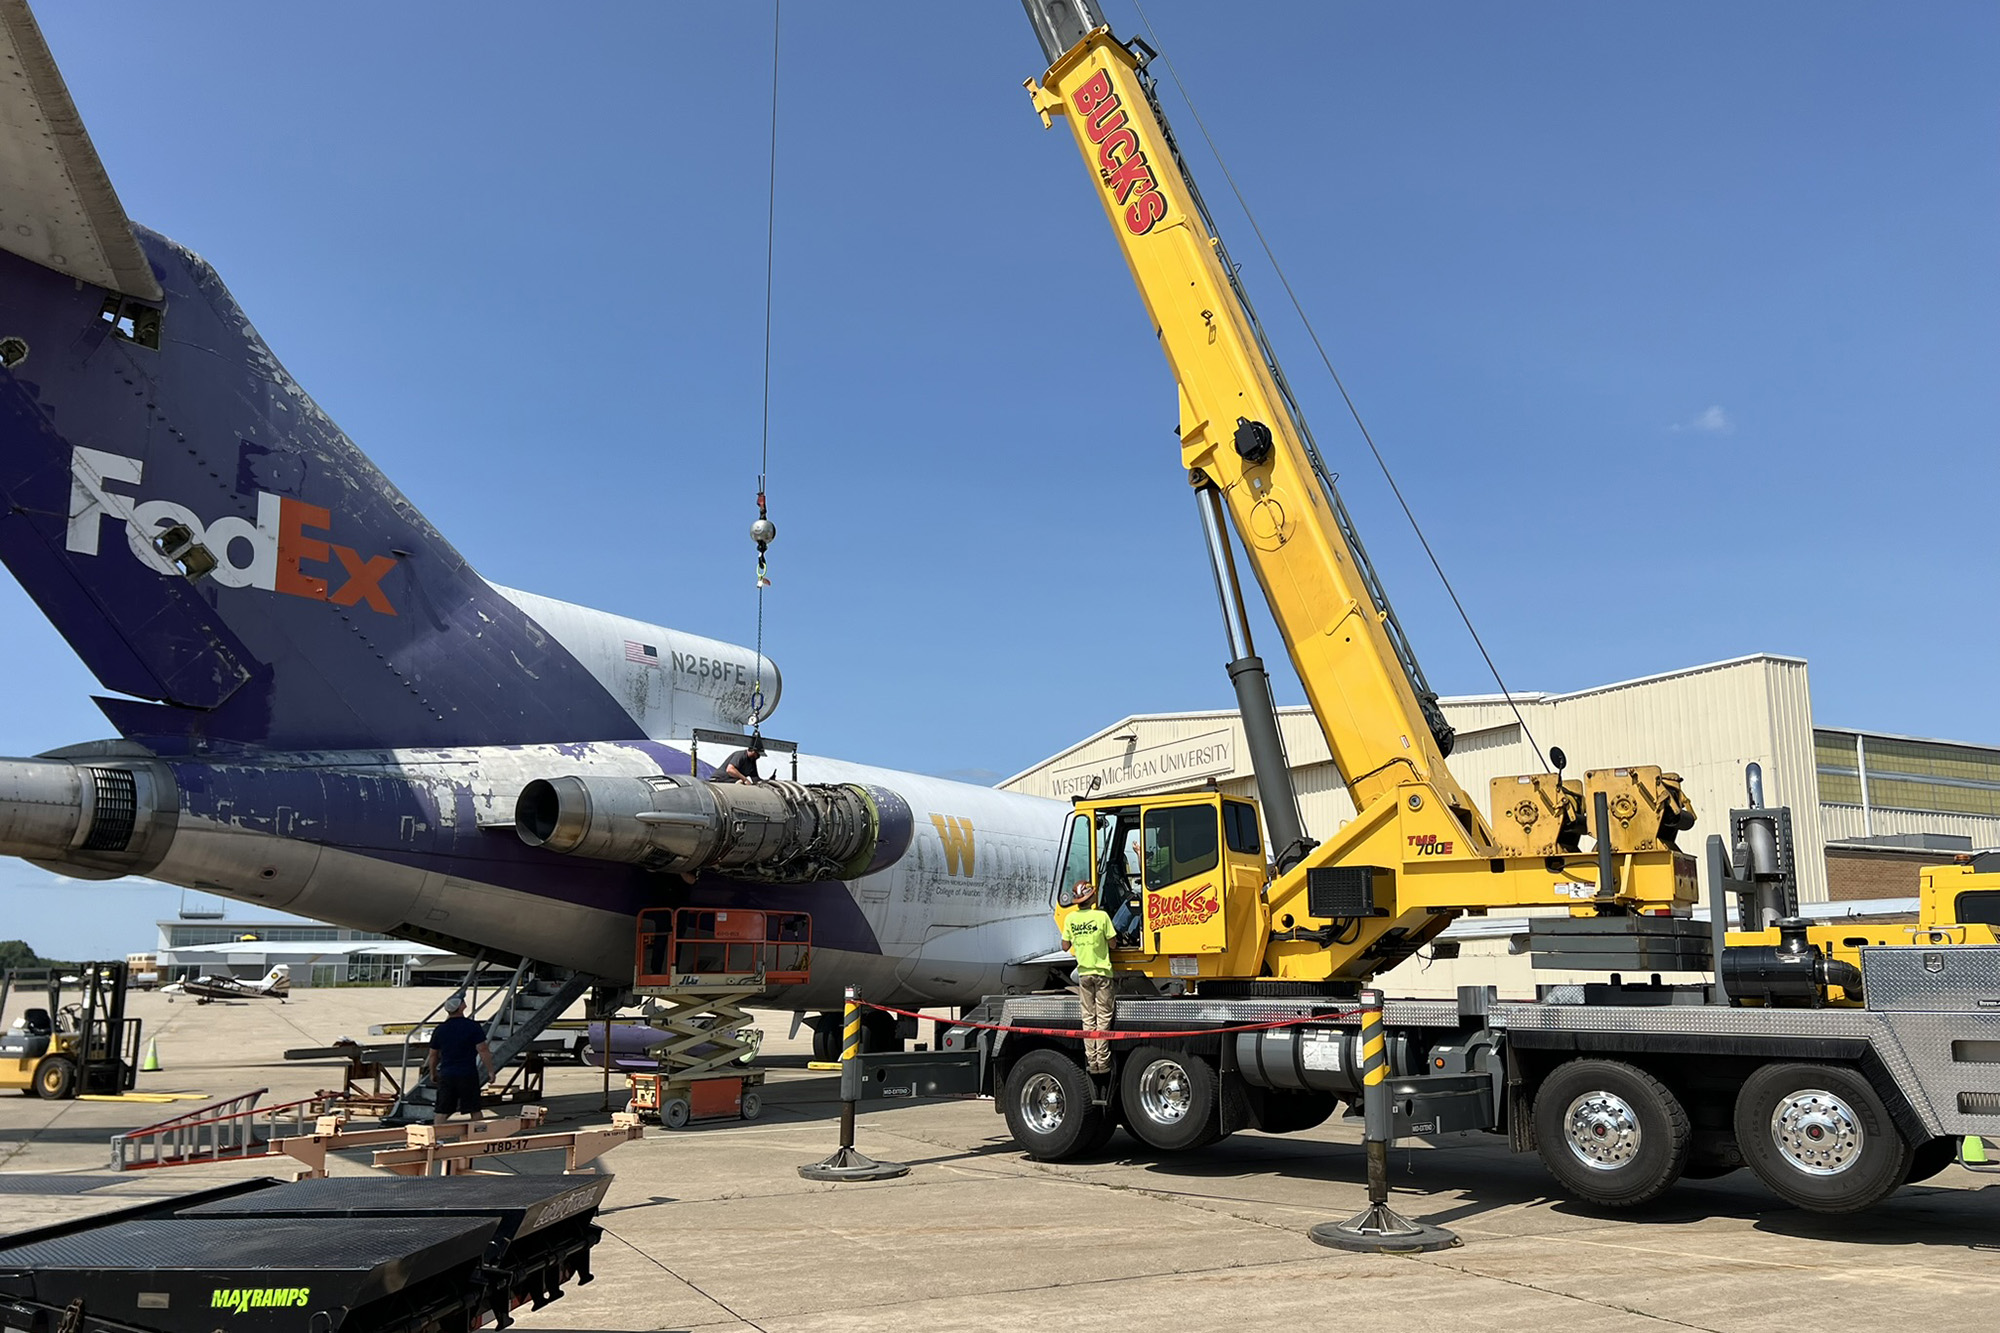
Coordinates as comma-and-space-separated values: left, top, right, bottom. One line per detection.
66, 447, 399, 615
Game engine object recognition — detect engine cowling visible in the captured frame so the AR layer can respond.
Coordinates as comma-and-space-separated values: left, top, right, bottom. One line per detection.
514, 773, 913, 884
0, 755, 179, 880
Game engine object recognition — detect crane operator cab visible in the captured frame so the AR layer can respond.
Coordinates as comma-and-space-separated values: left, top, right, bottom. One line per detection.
1052, 793, 1272, 982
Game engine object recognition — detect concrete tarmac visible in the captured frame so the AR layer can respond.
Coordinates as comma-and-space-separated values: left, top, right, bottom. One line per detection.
3, 987, 1998, 1331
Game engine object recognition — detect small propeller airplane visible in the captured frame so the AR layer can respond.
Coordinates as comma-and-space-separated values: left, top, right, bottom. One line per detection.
159, 964, 290, 1005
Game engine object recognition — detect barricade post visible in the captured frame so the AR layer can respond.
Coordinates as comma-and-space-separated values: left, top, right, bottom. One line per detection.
798, 986, 908, 1182
1309, 987, 1460, 1253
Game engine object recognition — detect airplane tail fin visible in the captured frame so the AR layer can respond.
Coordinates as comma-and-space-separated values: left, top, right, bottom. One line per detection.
0, 1, 783, 754
0, 238, 653, 751
0, 1, 160, 302
0, 8, 657, 752
261, 964, 290, 993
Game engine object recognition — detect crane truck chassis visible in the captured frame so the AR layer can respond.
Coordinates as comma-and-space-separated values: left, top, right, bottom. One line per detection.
863, 835, 2000, 1215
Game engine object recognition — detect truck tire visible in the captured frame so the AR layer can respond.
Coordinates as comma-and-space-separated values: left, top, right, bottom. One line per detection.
1119, 1045, 1220, 1153
1533, 1059, 1690, 1207
33, 1056, 76, 1100
1003, 1049, 1107, 1161
1734, 1063, 1912, 1213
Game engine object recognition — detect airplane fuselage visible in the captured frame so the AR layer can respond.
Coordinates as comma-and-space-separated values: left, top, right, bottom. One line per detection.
69, 741, 1065, 1010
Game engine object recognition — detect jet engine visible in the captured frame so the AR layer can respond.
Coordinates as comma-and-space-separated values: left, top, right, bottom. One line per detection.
0, 755, 179, 879
514, 773, 913, 884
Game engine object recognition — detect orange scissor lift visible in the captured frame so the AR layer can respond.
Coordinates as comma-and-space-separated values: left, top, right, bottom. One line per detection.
626, 907, 811, 1128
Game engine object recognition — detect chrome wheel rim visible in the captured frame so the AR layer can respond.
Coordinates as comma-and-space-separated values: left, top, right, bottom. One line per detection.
1135, 1058, 1193, 1126
1770, 1089, 1862, 1175
1020, 1071, 1068, 1134
1563, 1091, 1642, 1170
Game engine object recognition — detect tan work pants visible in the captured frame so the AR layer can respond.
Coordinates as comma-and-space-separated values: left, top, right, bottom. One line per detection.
1077, 973, 1116, 1074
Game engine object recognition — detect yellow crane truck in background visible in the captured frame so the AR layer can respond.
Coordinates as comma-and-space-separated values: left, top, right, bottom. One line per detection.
889, 1, 2000, 1217
1918, 856, 2000, 945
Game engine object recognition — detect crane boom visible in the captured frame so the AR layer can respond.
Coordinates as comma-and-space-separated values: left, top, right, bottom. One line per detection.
1026, 5, 1700, 985
1025, 23, 1472, 829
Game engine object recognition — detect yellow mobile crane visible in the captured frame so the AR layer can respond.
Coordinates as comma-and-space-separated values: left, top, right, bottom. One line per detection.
1021, 4, 1695, 987
878, 3, 2000, 1217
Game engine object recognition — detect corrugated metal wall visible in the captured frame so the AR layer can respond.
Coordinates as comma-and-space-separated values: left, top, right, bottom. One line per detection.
1004, 654, 1830, 902
1821, 804, 2000, 845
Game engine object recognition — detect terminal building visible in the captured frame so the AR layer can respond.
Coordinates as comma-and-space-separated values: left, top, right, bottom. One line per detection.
1001, 654, 2000, 994
156, 918, 460, 988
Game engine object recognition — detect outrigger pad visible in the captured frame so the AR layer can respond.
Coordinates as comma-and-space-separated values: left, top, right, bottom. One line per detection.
1309, 1204, 1461, 1255
798, 1146, 910, 1182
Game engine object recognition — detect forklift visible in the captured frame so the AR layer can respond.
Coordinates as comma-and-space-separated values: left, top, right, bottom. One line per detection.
0, 961, 142, 1097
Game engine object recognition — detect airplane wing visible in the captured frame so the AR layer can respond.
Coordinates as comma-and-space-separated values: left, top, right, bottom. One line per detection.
0, 0, 161, 300
164, 941, 453, 958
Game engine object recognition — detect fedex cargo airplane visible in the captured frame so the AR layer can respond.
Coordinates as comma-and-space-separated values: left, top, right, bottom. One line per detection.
0, 0, 1069, 1033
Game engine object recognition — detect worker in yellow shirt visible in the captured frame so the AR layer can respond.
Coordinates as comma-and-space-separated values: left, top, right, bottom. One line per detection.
1061, 880, 1116, 1076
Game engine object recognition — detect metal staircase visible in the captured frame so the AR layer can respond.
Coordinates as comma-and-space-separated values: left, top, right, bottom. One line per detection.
386, 957, 596, 1122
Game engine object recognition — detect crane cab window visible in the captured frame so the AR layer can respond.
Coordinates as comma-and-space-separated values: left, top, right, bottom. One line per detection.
1054, 813, 1096, 907
1141, 805, 1220, 888
1958, 891, 2000, 928
1054, 806, 1146, 914
1223, 800, 1261, 857
1096, 807, 1143, 925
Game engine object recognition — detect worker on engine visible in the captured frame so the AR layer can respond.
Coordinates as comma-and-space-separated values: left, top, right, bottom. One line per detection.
715, 739, 765, 784
1061, 879, 1116, 1077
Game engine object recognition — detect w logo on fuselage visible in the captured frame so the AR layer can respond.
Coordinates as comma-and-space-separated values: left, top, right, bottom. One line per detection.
65, 446, 400, 615
929, 814, 976, 876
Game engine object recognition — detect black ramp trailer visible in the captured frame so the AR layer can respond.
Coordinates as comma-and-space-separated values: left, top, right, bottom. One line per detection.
0, 1174, 613, 1333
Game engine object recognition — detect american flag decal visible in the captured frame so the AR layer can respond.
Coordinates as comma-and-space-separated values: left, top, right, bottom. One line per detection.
625, 641, 659, 665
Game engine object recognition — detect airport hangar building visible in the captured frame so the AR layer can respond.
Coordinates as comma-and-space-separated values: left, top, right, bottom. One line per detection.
154, 920, 461, 988
1001, 654, 2000, 995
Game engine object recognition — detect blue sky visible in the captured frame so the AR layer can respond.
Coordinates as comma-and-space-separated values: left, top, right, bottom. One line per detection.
3, 1, 1995, 958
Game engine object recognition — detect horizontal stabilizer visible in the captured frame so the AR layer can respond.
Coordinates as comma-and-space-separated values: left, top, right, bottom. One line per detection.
0, 0, 161, 300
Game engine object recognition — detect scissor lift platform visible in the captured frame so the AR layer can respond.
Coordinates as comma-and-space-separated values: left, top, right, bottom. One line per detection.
627, 908, 810, 1128
0, 1174, 612, 1333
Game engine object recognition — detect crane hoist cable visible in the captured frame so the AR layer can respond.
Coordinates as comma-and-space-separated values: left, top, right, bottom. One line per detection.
748, 0, 783, 733
1128, 0, 1550, 772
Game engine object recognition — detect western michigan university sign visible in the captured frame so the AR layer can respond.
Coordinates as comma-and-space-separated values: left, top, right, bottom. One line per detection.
1047, 729, 1235, 799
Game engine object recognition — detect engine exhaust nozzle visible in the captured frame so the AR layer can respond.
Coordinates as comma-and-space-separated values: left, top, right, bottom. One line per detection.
0, 756, 177, 877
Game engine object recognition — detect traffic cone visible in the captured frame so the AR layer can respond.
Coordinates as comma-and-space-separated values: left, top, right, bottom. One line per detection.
1966, 1136, 1990, 1166
141, 1038, 161, 1073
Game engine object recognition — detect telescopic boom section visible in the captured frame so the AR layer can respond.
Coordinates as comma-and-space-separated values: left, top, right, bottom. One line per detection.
1026, 8, 1700, 986
1023, 18, 1483, 835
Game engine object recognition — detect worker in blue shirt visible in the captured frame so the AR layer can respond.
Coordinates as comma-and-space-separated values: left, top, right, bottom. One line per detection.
716, 740, 765, 783
424, 993, 494, 1121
